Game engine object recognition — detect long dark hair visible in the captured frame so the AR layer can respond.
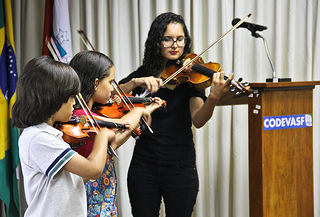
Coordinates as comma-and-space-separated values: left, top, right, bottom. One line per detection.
141, 12, 191, 76
12, 56, 80, 128
69, 51, 114, 104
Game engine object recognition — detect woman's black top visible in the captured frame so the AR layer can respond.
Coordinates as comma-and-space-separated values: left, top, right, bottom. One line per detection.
119, 67, 207, 166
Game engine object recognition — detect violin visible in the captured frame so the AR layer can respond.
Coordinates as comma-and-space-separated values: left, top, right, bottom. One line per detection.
161, 53, 252, 95
94, 101, 142, 137
93, 92, 166, 138
55, 115, 91, 149
94, 93, 166, 119
55, 115, 127, 149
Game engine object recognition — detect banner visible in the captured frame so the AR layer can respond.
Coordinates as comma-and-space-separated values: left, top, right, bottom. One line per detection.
42, 0, 73, 63
0, 0, 20, 216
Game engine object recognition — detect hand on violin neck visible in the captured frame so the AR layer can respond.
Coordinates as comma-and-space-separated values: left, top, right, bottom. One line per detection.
208, 71, 234, 101
133, 76, 162, 93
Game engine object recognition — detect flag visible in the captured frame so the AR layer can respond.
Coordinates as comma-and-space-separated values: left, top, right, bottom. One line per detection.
0, 0, 20, 216
42, 0, 73, 63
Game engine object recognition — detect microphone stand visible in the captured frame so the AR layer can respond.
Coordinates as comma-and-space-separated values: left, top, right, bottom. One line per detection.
252, 32, 291, 82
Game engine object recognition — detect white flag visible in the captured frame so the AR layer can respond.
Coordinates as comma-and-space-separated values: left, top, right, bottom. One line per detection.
52, 0, 73, 63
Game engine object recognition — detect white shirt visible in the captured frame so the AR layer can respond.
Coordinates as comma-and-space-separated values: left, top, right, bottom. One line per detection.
19, 123, 86, 217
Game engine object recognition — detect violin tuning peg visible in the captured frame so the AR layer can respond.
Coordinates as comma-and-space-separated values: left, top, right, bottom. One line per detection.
238, 77, 243, 82
235, 91, 242, 97
243, 82, 249, 86
79, 115, 87, 125
230, 86, 236, 92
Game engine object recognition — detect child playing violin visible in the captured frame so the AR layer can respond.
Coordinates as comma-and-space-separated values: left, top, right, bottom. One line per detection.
12, 56, 115, 217
69, 50, 163, 217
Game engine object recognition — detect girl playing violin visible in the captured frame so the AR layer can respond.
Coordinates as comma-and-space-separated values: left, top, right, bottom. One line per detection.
12, 56, 115, 217
119, 12, 233, 217
69, 50, 163, 217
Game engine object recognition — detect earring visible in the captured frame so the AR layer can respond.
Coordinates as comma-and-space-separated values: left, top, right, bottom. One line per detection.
94, 78, 99, 90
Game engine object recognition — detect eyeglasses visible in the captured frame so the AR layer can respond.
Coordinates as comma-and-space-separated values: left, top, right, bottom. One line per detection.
161, 36, 186, 48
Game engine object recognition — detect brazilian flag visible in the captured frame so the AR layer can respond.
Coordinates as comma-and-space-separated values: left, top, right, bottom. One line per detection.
0, 0, 20, 216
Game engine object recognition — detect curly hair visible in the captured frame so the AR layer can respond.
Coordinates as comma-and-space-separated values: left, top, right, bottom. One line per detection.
12, 56, 80, 128
141, 12, 191, 76
70, 51, 114, 104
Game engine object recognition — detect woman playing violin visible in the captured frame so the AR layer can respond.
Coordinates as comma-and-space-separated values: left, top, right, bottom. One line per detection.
69, 50, 163, 217
119, 12, 233, 217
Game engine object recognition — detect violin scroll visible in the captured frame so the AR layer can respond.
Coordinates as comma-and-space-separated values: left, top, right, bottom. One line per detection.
229, 78, 252, 96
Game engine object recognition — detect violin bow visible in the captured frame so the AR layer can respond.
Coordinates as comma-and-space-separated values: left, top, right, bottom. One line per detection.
46, 38, 118, 158
78, 30, 95, 51
77, 30, 154, 134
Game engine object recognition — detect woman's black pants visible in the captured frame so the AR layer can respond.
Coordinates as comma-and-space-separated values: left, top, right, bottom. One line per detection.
127, 160, 199, 217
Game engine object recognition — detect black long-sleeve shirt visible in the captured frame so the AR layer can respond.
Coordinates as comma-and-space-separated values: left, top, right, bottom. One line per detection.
119, 67, 207, 166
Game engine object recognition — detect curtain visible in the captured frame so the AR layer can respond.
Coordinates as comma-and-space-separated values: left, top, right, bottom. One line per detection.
8, 0, 320, 217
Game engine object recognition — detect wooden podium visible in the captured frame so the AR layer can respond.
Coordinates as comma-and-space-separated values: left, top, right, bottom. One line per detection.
218, 81, 320, 217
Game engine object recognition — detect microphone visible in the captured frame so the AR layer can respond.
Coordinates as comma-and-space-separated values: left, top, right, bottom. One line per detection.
232, 18, 267, 36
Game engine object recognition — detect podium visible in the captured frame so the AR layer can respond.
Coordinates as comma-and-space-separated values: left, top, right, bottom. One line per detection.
218, 81, 320, 217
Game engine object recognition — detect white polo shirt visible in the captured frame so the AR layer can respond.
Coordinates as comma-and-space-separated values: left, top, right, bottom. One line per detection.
19, 123, 86, 217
